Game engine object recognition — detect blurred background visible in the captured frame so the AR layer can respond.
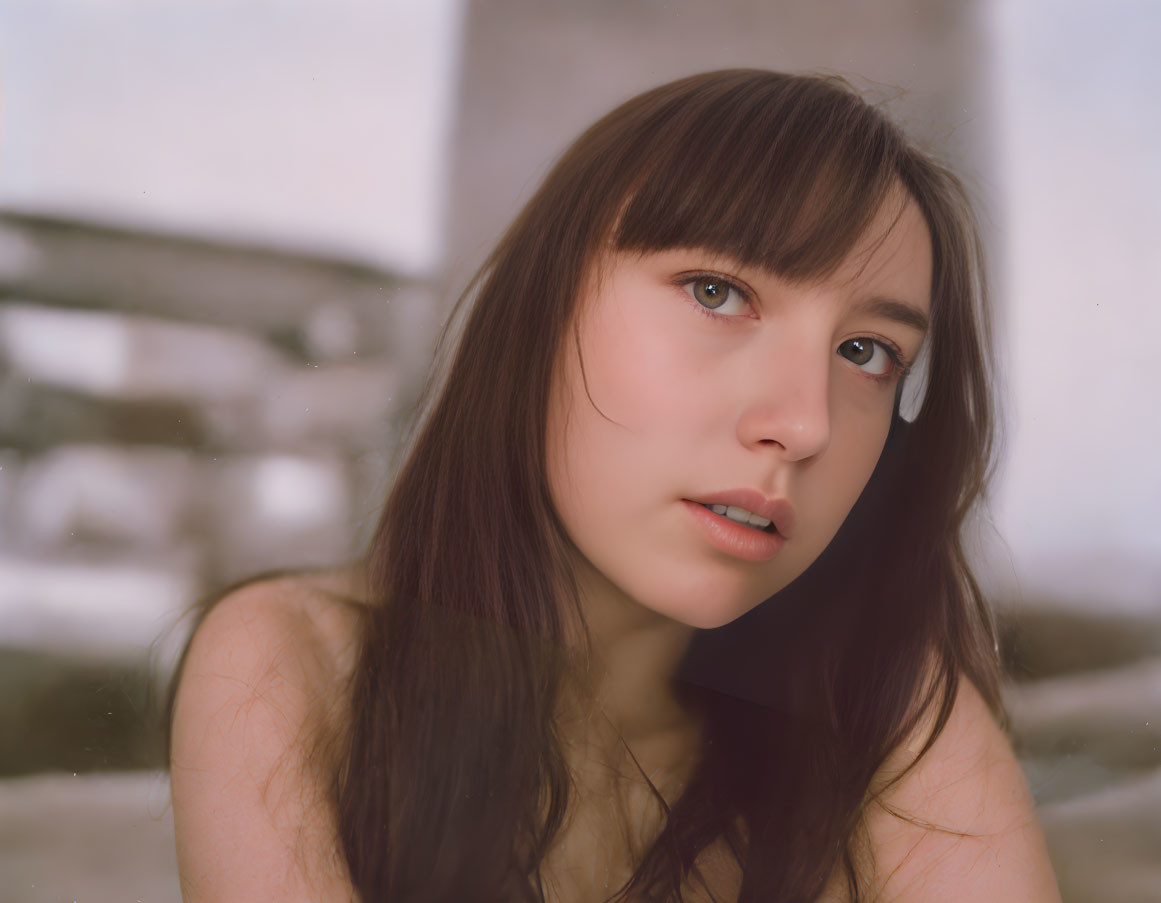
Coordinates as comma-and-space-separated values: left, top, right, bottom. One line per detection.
0, 0, 1157, 900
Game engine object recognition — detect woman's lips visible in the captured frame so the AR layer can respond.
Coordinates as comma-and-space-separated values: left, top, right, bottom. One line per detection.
685, 488, 795, 539
681, 499, 787, 562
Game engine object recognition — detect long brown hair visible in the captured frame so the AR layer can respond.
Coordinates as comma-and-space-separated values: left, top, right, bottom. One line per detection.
337, 70, 1001, 902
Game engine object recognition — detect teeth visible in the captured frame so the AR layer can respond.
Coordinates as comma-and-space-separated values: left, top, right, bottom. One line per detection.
705, 503, 772, 530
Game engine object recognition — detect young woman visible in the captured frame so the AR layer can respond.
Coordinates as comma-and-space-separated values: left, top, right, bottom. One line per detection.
168, 70, 1061, 902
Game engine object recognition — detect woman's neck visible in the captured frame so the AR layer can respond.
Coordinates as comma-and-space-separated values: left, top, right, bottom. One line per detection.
559, 556, 702, 790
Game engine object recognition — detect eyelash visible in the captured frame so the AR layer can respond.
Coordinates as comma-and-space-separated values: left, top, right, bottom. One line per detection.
852, 340, 910, 384
676, 271, 756, 321
675, 271, 912, 383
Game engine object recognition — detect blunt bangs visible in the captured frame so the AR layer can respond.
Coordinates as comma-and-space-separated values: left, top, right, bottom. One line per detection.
612, 72, 907, 281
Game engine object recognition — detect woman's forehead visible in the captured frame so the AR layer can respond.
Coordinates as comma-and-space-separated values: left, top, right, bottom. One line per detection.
828, 192, 933, 299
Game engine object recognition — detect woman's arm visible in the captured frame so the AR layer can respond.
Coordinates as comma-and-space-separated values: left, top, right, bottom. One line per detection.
850, 674, 1062, 902
169, 578, 361, 903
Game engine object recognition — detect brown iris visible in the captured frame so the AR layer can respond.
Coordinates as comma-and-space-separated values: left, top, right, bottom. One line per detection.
691, 277, 733, 310
839, 338, 873, 365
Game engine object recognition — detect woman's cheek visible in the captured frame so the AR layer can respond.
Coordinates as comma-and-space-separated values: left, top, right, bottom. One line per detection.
585, 313, 724, 434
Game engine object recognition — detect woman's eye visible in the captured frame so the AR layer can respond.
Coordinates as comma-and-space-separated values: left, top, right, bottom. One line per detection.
837, 338, 900, 378
683, 276, 750, 316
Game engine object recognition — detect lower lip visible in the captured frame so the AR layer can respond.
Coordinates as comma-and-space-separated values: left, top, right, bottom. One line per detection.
681, 500, 786, 562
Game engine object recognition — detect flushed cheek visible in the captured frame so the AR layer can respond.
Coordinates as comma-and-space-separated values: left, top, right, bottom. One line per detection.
546, 351, 639, 541
546, 335, 691, 600
574, 298, 722, 440
549, 382, 661, 534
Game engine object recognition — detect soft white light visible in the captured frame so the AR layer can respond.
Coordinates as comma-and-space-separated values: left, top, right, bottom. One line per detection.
0, 302, 287, 401
0, 556, 193, 654
0, 303, 129, 393
252, 455, 347, 526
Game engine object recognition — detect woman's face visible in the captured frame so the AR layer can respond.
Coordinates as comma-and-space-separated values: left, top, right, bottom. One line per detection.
546, 193, 933, 629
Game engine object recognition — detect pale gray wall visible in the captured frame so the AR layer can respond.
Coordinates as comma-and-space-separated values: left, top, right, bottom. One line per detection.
441, 0, 995, 303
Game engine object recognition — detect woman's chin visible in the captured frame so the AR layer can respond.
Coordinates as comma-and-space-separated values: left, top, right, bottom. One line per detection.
640, 590, 771, 632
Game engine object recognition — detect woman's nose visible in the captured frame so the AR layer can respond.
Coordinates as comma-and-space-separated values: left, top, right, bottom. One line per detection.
734, 347, 832, 462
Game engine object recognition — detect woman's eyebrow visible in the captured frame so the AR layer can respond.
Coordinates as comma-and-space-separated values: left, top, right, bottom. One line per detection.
853, 296, 930, 335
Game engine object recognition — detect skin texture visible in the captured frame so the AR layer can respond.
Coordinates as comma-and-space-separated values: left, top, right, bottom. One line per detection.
170, 577, 1062, 902
549, 195, 932, 635
169, 194, 1062, 901
548, 194, 933, 746
170, 572, 364, 903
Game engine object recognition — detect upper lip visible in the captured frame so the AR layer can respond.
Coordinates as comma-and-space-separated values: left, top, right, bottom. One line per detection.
686, 489, 796, 538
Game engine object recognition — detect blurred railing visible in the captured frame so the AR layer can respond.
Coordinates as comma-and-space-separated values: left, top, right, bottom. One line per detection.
0, 211, 430, 775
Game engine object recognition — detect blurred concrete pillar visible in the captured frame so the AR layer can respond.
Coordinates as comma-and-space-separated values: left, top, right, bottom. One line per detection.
441, 0, 993, 302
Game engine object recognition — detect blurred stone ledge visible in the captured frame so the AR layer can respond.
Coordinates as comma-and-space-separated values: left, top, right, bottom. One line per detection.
0, 210, 432, 367
0, 643, 168, 776
0, 381, 210, 451
0, 554, 197, 661
0, 771, 178, 903
0, 444, 370, 587
0, 302, 402, 453
1037, 766, 1161, 903
998, 604, 1161, 681
1006, 657, 1161, 799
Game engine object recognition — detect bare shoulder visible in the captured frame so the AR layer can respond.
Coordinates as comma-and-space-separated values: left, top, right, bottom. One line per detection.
825, 673, 1062, 902
170, 567, 369, 903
